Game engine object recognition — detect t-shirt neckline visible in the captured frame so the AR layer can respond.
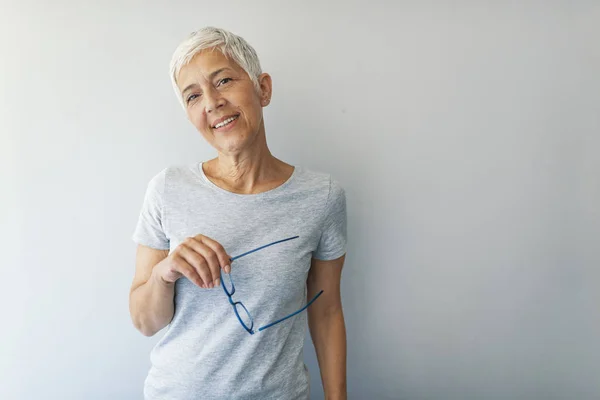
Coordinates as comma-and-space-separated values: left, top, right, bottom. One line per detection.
197, 161, 298, 199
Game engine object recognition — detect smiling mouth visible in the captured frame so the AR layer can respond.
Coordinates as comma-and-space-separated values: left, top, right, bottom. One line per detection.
213, 114, 240, 129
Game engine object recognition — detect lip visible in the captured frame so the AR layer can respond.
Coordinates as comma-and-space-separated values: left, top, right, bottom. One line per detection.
212, 114, 239, 133
211, 114, 240, 128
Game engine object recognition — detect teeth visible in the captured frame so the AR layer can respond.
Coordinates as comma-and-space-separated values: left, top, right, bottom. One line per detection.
215, 115, 238, 128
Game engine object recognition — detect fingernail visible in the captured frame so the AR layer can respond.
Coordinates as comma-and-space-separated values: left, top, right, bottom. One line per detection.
225, 265, 231, 274
215, 278, 220, 287
209, 282, 214, 288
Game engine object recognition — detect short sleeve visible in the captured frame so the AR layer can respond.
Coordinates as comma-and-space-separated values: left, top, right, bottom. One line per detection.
131, 169, 170, 250
313, 177, 347, 260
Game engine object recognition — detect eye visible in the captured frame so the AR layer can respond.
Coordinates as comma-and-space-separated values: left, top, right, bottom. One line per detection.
186, 93, 200, 104
218, 78, 232, 86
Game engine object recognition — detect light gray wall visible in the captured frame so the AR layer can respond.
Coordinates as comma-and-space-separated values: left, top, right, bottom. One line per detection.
1, 1, 599, 399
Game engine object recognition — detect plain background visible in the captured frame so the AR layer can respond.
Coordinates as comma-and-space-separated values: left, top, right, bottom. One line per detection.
1, 1, 599, 399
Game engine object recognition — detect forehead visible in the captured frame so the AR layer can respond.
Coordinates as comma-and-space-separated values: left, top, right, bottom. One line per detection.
177, 49, 241, 85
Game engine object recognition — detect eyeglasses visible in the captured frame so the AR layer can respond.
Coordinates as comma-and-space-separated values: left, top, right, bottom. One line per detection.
220, 235, 324, 335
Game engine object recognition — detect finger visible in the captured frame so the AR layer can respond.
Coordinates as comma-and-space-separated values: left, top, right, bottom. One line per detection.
179, 241, 214, 288
183, 237, 220, 287
190, 241, 221, 288
173, 254, 204, 288
195, 234, 232, 274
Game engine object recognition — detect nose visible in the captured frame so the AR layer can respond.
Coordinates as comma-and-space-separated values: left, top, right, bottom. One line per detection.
204, 87, 225, 114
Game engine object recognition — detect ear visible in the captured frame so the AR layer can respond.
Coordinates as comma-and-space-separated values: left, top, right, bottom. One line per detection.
258, 72, 272, 106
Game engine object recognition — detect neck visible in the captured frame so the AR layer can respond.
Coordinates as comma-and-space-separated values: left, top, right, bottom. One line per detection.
206, 145, 290, 195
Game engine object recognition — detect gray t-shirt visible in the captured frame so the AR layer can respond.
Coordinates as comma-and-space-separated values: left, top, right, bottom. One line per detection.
132, 161, 347, 400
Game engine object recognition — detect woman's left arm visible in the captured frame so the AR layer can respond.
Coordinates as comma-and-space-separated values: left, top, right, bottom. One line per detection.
307, 254, 347, 400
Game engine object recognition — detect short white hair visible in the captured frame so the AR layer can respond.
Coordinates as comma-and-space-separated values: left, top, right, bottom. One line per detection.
169, 27, 263, 107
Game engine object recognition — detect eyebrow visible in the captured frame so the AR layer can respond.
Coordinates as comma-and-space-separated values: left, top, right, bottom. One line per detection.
181, 67, 232, 96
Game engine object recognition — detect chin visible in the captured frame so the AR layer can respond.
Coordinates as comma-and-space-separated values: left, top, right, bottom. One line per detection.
216, 139, 245, 154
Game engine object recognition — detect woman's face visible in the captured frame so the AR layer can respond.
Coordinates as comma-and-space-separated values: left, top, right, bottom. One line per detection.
176, 49, 271, 156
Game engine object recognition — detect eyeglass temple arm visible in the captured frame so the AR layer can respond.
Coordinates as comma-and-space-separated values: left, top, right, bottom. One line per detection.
229, 236, 300, 263
257, 290, 324, 332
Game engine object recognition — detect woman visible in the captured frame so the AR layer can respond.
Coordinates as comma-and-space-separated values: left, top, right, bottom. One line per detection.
129, 27, 347, 400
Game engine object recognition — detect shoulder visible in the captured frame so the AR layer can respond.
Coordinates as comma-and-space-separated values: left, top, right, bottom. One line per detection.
140, 162, 205, 204
293, 166, 346, 224
294, 165, 344, 193
147, 161, 204, 186
296, 165, 345, 202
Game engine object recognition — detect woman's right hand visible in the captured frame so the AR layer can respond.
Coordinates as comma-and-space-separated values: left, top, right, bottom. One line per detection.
153, 234, 232, 289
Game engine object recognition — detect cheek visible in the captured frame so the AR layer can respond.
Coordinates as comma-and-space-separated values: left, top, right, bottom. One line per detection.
188, 109, 208, 130
240, 96, 262, 122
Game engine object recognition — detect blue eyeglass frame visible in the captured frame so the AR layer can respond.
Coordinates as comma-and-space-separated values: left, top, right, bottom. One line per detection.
220, 235, 324, 335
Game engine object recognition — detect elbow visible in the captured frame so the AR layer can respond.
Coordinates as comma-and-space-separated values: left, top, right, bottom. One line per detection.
140, 327, 158, 337
130, 312, 161, 337
134, 319, 160, 337
137, 320, 157, 337
129, 286, 172, 337
308, 305, 344, 326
